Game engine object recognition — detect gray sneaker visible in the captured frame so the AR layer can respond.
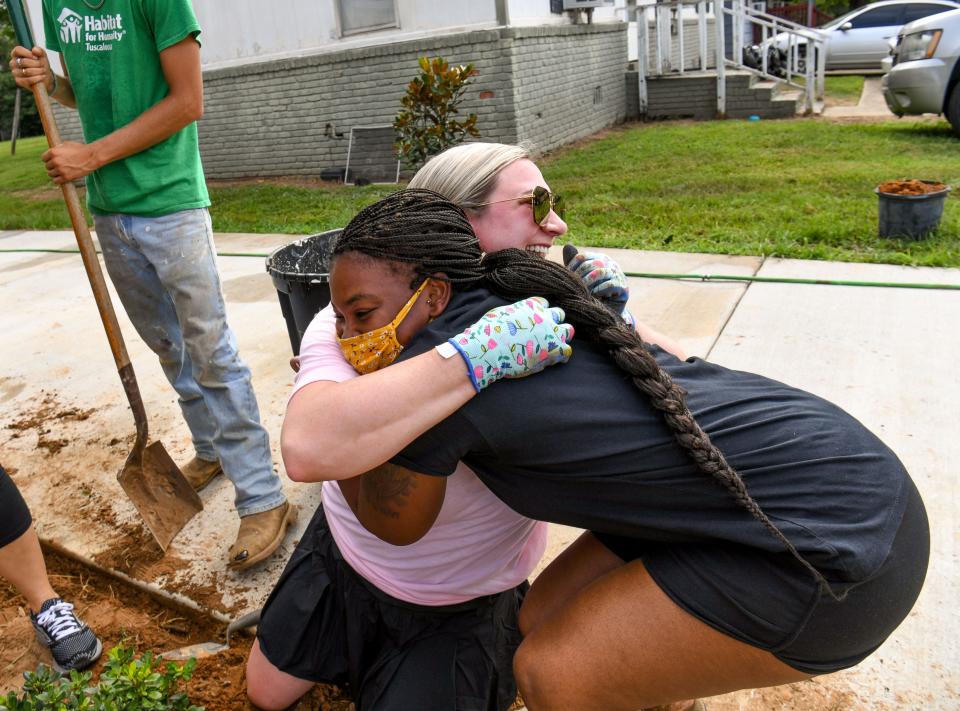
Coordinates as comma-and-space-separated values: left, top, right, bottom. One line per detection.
30, 598, 103, 673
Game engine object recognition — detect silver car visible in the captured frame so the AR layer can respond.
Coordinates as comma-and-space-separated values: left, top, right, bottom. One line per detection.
883, 7, 960, 136
771, 0, 959, 70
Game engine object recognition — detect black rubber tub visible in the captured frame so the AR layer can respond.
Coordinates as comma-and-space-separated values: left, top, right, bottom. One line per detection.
265, 229, 341, 355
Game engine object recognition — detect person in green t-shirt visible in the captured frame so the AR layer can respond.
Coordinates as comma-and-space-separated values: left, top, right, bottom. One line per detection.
10, 0, 296, 571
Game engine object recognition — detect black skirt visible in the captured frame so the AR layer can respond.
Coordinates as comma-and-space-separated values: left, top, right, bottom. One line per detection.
257, 503, 527, 711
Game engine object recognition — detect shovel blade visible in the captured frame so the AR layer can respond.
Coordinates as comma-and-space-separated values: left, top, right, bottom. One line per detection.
159, 641, 228, 661
117, 440, 203, 551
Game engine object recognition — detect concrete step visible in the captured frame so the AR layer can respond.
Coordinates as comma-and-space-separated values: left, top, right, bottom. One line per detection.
629, 68, 818, 120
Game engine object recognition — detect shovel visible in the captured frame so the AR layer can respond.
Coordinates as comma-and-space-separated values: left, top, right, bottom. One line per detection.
160, 609, 263, 661
8, 0, 202, 550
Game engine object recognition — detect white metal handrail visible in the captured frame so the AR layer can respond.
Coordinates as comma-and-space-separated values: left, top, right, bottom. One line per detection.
727, 1, 827, 111
630, 0, 826, 117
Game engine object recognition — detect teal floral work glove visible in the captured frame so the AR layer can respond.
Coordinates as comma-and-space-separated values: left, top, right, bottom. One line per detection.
567, 250, 629, 309
565, 247, 636, 328
448, 297, 574, 392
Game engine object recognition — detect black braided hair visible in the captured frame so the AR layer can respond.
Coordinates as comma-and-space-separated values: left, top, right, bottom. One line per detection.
332, 188, 485, 288
334, 189, 844, 599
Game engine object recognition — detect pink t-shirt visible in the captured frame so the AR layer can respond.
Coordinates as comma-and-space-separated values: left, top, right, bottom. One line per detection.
290, 305, 547, 606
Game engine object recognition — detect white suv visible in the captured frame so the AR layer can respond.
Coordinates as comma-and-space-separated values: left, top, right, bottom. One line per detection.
882, 7, 960, 136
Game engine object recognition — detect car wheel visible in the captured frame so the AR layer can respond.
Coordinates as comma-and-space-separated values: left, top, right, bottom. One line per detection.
948, 84, 960, 139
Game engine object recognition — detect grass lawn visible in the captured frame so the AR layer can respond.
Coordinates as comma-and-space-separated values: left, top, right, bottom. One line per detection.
789, 75, 866, 106
822, 75, 865, 105
3, 116, 958, 267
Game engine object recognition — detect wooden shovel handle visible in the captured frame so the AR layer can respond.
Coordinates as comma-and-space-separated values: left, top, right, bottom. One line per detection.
31, 82, 149, 441
31, 83, 131, 368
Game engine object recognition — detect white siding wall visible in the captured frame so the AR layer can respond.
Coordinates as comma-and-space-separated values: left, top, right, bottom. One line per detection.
193, 0, 336, 63
194, 0, 499, 67
507, 0, 625, 25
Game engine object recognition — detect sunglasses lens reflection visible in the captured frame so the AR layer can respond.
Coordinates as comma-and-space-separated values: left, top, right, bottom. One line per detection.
533, 193, 549, 225
553, 194, 566, 220
531, 186, 564, 225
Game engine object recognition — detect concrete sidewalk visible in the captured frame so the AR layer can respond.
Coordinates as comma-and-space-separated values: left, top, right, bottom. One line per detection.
1, 229, 958, 708
821, 76, 894, 119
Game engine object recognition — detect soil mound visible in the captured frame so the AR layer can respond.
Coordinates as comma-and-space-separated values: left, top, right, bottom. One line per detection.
877, 179, 948, 195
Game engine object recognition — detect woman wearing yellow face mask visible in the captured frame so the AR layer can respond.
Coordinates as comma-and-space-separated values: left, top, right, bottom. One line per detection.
247, 146, 579, 711
336, 279, 431, 374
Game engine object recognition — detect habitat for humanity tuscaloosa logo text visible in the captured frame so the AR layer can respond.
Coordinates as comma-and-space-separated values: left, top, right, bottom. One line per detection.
57, 8, 125, 51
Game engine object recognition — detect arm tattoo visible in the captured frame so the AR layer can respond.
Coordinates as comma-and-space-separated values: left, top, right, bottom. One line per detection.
360, 464, 417, 519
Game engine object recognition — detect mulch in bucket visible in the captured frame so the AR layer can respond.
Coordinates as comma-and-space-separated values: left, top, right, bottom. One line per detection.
265, 229, 341, 355
875, 180, 951, 240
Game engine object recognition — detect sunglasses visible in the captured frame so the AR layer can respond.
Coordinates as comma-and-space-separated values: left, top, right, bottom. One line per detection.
471, 186, 566, 226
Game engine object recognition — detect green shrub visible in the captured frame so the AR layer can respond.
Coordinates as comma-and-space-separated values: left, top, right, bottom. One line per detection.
1, 645, 202, 711
393, 56, 480, 170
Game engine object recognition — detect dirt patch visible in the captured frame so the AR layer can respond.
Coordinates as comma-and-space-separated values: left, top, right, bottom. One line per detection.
4, 395, 94, 458
1, 392, 256, 617
877, 179, 948, 195
92, 522, 167, 577
4, 396, 93, 432
89, 520, 242, 616
0, 548, 353, 711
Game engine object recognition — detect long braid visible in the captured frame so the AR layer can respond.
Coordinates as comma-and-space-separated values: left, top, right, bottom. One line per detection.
334, 189, 843, 599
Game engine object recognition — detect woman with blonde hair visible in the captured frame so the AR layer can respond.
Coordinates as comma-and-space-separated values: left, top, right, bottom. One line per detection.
248, 141, 659, 710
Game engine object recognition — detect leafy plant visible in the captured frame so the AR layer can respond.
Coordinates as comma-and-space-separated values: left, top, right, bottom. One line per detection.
0, 645, 202, 711
393, 56, 480, 170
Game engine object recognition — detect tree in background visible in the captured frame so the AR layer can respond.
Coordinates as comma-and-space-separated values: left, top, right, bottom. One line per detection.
0, 0, 43, 142
763, 0, 865, 25
394, 56, 479, 170
813, 0, 857, 18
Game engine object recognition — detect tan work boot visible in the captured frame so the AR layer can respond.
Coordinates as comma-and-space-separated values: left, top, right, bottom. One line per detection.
227, 502, 297, 571
181, 457, 223, 492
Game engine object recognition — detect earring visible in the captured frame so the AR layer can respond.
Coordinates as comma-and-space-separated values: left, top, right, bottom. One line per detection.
427, 300, 433, 304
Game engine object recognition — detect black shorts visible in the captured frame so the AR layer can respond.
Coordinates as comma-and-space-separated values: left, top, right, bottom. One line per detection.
0, 466, 32, 547
593, 476, 929, 674
257, 503, 527, 711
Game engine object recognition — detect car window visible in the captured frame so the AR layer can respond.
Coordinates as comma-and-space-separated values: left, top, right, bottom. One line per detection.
903, 3, 955, 22
849, 5, 905, 27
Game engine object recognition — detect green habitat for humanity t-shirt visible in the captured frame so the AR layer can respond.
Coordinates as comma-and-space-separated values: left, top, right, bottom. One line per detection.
42, 0, 210, 216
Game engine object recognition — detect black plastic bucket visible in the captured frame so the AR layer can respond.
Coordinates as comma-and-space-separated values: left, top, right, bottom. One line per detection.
265, 229, 341, 355
875, 182, 951, 240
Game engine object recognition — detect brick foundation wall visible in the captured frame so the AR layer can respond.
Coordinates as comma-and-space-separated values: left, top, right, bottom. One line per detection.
51, 104, 83, 143
198, 30, 516, 180
509, 24, 627, 154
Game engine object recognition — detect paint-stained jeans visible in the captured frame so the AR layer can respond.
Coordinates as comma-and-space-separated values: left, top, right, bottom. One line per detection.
94, 208, 285, 517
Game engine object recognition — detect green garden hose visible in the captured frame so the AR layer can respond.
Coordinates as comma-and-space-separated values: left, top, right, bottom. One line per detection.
2, 247, 958, 291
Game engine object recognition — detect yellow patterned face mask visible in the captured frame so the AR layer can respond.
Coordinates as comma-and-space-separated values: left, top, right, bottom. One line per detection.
338, 280, 430, 374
